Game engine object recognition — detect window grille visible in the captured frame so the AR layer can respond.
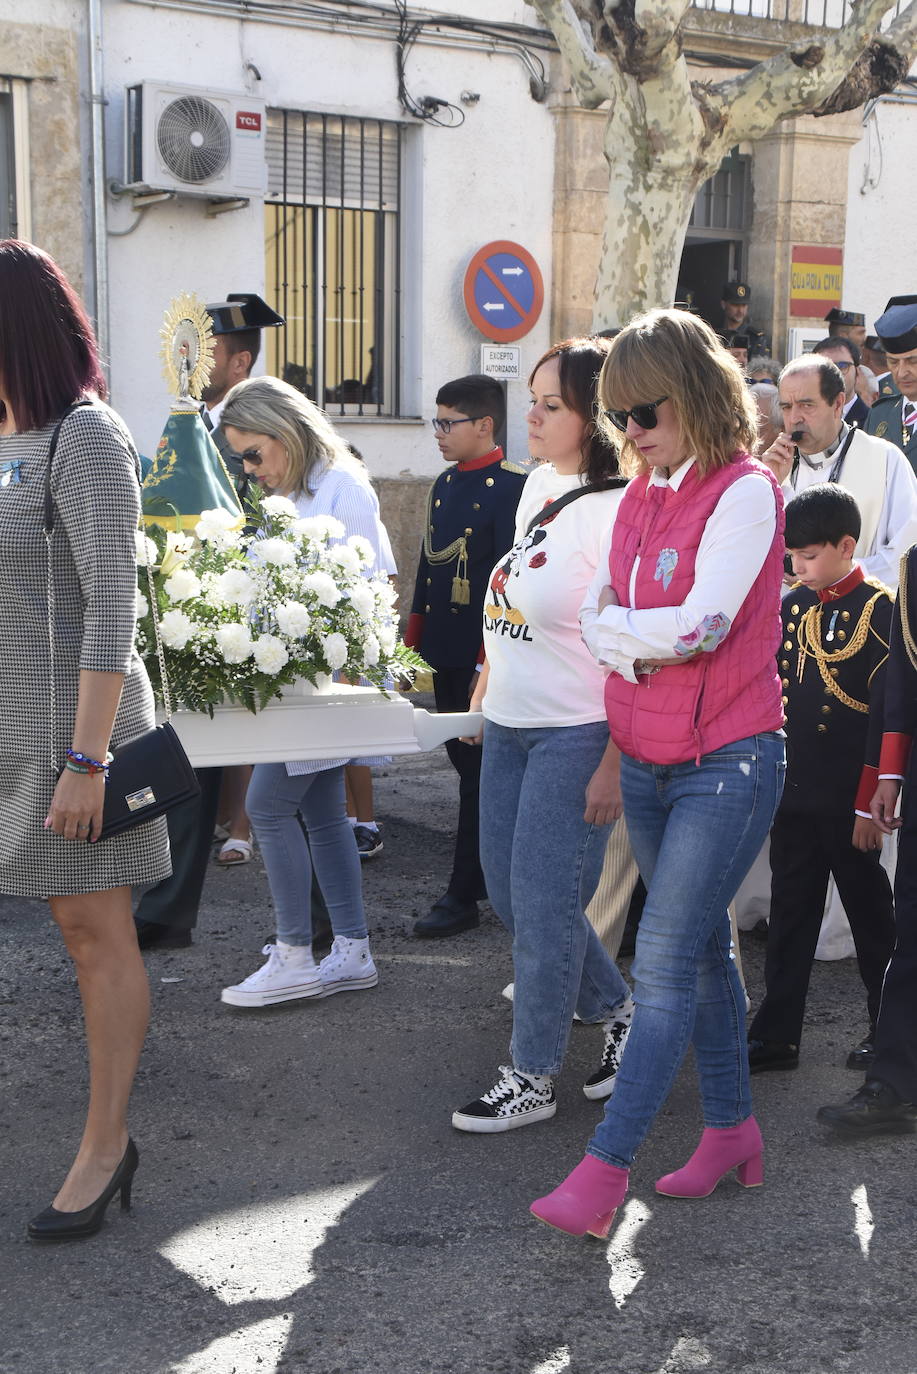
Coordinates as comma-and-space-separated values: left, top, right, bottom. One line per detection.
0, 91, 16, 240
690, 150, 751, 235
264, 109, 402, 417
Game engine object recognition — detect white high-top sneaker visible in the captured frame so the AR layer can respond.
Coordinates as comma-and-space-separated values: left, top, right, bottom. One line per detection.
221, 942, 323, 1007
318, 935, 378, 997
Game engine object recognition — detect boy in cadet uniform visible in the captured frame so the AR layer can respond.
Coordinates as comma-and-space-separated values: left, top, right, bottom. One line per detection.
405, 375, 527, 938
748, 485, 896, 1074
818, 541, 917, 1135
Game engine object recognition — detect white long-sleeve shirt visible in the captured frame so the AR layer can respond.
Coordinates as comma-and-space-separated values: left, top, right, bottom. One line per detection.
580, 459, 777, 684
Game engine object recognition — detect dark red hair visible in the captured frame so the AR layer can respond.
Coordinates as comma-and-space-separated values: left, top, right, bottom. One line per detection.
0, 239, 107, 431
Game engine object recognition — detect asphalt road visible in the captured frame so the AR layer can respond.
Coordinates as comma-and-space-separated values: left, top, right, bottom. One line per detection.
1, 743, 915, 1374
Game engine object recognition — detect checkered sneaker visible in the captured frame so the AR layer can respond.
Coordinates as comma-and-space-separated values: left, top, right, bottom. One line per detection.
452, 1066, 556, 1134
583, 997, 635, 1100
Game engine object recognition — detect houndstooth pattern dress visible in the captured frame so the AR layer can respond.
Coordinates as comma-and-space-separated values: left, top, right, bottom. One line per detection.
0, 402, 171, 898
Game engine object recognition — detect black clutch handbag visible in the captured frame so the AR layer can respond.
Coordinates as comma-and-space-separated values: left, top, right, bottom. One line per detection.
45, 403, 200, 841
101, 722, 200, 839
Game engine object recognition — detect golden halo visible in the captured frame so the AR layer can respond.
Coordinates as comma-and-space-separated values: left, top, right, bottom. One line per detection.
160, 292, 215, 402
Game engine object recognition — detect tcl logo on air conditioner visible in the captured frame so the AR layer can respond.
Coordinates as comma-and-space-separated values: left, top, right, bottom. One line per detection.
236, 111, 262, 133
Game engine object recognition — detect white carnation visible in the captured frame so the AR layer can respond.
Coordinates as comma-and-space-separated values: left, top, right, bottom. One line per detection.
164, 568, 202, 603
301, 571, 342, 608
321, 632, 349, 671
378, 621, 397, 655
257, 537, 297, 567
196, 507, 241, 546
362, 631, 380, 666
215, 622, 254, 664
213, 568, 257, 607
135, 531, 157, 567
347, 534, 375, 566
374, 577, 398, 608
347, 582, 376, 620
252, 634, 290, 674
159, 609, 196, 650
275, 601, 312, 636
260, 494, 299, 521
327, 544, 361, 576
136, 590, 149, 621
294, 515, 346, 541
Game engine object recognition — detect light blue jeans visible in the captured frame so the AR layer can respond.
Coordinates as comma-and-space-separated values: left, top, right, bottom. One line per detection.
480, 719, 632, 1078
246, 763, 366, 945
587, 732, 785, 1169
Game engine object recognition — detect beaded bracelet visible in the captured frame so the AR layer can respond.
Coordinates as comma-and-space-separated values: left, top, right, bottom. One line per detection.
65, 748, 111, 778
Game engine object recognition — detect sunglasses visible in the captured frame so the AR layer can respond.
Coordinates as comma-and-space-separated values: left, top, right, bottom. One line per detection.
238, 447, 265, 466
603, 397, 668, 433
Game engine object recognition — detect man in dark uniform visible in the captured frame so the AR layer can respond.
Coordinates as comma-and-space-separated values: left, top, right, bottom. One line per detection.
133, 292, 284, 951
405, 375, 527, 937
747, 485, 896, 1074
813, 335, 869, 428
825, 307, 867, 351
866, 295, 917, 476
715, 281, 769, 356
818, 540, 917, 1136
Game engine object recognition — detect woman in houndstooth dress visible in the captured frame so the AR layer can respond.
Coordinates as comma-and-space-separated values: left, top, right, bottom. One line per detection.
0, 240, 170, 1240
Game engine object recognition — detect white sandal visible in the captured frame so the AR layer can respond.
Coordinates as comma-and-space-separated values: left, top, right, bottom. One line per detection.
216, 837, 253, 866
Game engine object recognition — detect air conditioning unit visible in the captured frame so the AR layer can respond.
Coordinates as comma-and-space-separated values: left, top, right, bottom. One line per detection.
124, 81, 267, 199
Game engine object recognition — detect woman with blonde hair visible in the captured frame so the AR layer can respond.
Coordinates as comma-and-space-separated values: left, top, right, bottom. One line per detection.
218, 376, 389, 1008
530, 309, 786, 1238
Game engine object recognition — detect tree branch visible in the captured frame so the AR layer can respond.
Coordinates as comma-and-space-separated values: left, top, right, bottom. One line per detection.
712, 0, 911, 143
633, 0, 692, 60
528, 0, 618, 107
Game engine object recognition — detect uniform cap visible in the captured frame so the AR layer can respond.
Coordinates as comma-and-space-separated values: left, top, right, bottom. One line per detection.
874, 296, 917, 355
863, 335, 884, 353
721, 282, 750, 303
205, 293, 285, 334
824, 308, 865, 326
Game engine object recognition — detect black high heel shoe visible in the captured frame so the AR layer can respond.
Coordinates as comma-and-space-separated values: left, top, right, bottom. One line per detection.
27, 1139, 139, 1242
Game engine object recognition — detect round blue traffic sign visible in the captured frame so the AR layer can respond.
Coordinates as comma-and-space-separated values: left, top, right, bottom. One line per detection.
463, 240, 544, 343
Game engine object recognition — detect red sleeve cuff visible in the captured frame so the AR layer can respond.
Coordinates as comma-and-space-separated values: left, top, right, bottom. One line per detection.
476, 642, 485, 666
855, 764, 879, 816
404, 612, 425, 650
879, 732, 911, 778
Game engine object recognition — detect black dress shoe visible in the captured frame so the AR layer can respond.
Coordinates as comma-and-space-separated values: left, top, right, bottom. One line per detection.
134, 919, 192, 951
846, 1035, 876, 1071
747, 1039, 800, 1074
817, 1079, 917, 1136
28, 1139, 139, 1242
413, 892, 480, 939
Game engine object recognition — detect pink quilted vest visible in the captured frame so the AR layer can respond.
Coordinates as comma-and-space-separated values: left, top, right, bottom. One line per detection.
603, 453, 785, 765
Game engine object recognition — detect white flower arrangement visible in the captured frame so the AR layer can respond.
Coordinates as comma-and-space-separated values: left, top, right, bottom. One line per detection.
137, 496, 425, 714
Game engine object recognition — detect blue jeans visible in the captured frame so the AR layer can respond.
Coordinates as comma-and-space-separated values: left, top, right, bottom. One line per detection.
587, 732, 785, 1169
480, 719, 631, 1078
246, 763, 366, 944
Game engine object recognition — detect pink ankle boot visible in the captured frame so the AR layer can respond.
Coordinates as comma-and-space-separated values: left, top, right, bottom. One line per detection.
530, 1155, 629, 1238
655, 1116, 764, 1198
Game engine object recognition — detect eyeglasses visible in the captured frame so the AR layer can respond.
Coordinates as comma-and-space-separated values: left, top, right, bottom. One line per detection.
431, 416, 481, 434
603, 397, 669, 432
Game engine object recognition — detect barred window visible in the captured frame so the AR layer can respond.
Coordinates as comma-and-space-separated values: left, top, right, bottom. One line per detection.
264, 110, 403, 417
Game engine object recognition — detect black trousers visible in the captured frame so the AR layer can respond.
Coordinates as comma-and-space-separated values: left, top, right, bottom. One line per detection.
433, 665, 486, 903
135, 767, 223, 932
873, 779, 917, 1102
749, 807, 896, 1047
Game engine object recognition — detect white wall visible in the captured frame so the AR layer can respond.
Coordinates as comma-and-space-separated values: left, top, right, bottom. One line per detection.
844, 95, 917, 335
97, 0, 555, 478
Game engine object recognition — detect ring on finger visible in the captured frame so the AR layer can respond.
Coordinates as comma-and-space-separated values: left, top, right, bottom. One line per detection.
76, 823, 90, 832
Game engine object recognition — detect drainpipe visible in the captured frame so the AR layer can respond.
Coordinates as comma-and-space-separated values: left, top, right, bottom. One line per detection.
87, 0, 110, 378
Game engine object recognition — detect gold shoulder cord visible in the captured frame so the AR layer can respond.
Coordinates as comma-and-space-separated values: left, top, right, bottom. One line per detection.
422, 483, 470, 605
898, 549, 917, 674
795, 591, 885, 713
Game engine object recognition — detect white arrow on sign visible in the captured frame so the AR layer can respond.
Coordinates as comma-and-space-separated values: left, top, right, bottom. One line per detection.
483, 302, 505, 311
502, 267, 524, 276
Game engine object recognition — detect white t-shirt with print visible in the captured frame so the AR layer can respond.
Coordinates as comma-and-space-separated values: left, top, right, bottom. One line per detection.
482, 463, 626, 729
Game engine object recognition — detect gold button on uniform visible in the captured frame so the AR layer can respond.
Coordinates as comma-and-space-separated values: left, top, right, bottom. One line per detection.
425, 603, 431, 612
783, 640, 793, 651
781, 695, 788, 705
473, 502, 480, 510
434, 499, 441, 508
450, 607, 458, 615
445, 474, 452, 483
837, 629, 846, 640
830, 667, 839, 678
841, 611, 850, 621
791, 604, 799, 615
817, 723, 827, 733
781, 678, 789, 688
821, 704, 831, 715
485, 477, 494, 487
426, 577, 431, 586
780, 660, 789, 670
787, 622, 795, 632
465, 527, 473, 535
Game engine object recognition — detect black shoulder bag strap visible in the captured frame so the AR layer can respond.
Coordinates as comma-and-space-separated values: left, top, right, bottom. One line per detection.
524, 476, 627, 538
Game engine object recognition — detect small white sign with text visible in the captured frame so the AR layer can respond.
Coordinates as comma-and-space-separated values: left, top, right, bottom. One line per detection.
480, 344, 521, 379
